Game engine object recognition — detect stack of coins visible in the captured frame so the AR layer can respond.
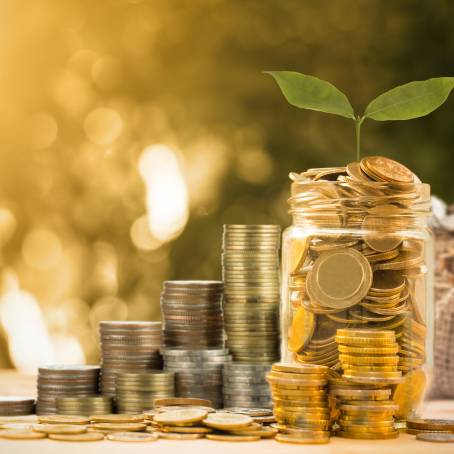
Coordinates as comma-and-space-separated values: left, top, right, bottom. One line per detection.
162, 349, 231, 408
99, 321, 162, 397
267, 363, 330, 444
335, 329, 402, 385
0, 397, 35, 416
222, 225, 281, 363
222, 363, 272, 409
115, 371, 175, 414
56, 396, 113, 416
36, 365, 100, 415
161, 281, 224, 349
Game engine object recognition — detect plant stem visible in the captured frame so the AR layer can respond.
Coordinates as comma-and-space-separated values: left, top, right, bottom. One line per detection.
355, 117, 362, 161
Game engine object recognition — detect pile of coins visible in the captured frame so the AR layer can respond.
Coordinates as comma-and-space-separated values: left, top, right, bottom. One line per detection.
161, 281, 224, 349
56, 396, 113, 416
162, 349, 230, 408
0, 397, 35, 416
266, 363, 330, 444
115, 371, 175, 414
36, 365, 100, 415
222, 224, 281, 363
223, 363, 272, 409
99, 321, 162, 397
406, 418, 454, 441
283, 156, 430, 420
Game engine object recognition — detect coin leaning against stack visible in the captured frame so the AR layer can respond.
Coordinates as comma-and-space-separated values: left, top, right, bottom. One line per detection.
161, 281, 225, 349
223, 363, 272, 409
0, 397, 35, 416
56, 396, 113, 416
222, 225, 281, 364
36, 365, 100, 415
162, 349, 231, 409
99, 321, 162, 397
267, 363, 330, 444
116, 371, 175, 414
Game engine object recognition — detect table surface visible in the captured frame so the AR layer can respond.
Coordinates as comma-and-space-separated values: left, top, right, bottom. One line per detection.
1, 370, 454, 453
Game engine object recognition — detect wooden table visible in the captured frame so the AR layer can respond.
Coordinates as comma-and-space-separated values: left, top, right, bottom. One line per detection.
1, 370, 454, 453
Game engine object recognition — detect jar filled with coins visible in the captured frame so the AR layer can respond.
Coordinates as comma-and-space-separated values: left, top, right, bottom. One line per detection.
280, 156, 433, 422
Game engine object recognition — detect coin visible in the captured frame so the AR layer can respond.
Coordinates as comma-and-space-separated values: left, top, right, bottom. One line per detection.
33, 424, 88, 434
0, 429, 47, 439
90, 422, 147, 432
48, 432, 105, 441
407, 419, 454, 431
337, 430, 399, 439
38, 415, 89, 425
159, 425, 212, 434
158, 432, 205, 440
392, 368, 426, 419
416, 433, 454, 443
106, 432, 158, 442
360, 156, 414, 184
275, 433, 330, 444
90, 414, 145, 423
203, 412, 252, 430
153, 409, 207, 426
306, 248, 372, 309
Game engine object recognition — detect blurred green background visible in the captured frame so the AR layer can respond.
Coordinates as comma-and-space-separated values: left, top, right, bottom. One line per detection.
0, 0, 453, 370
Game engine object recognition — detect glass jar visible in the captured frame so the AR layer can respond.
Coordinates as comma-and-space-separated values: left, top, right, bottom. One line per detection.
280, 160, 433, 422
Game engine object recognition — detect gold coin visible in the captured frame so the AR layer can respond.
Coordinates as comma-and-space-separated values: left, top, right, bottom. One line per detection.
360, 156, 414, 184
337, 329, 395, 339
307, 248, 372, 310
90, 414, 145, 423
90, 422, 146, 432
206, 434, 259, 442
407, 428, 454, 435
203, 412, 252, 430
154, 398, 212, 408
337, 430, 399, 439
268, 371, 326, 381
158, 432, 204, 440
153, 409, 207, 426
275, 433, 329, 444
106, 432, 158, 442
38, 415, 89, 425
159, 425, 212, 434
338, 425, 396, 434
228, 427, 277, 438
407, 419, 454, 431
33, 424, 87, 434
0, 429, 47, 440
393, 368, 427, 419
330, 388, 391, 400
288, 306, 315, 353
266, 375, 326, 387
48, 433, 105, 442
336, 336, 397, 346
339, 419, 394, 428
339, 354, 399, 365
338, 345, 399, 355
271, 363, 328, 374
289, 237, 309, 273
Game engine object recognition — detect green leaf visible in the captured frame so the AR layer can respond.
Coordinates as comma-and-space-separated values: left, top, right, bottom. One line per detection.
264, 71, 355, 119
364, 77, 454, 121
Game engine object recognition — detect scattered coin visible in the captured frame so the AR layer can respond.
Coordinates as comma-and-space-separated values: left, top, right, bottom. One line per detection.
48, 432, 105, 442
154, 409, 208, 426
203, 412, 253, 430
33, 424, 87, 434
206, 434, 260, 442
416, 433, 454, 443
407, 419, 454, 431
90, 422, 147, 432
158, 432, 204, 440
106, 432, 158, 442
90, 414, 145, 423
0, 429, 47, 440
38, 415, 89, 425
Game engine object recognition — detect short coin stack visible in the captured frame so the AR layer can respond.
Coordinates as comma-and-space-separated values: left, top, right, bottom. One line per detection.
335, 329, 402, 385
36, 365, 100, 415
162, 349, 230, 409
267, 363, 330, 444
223, 363, 272, 409
56, 396, 113, 416
0, 397, 35, 416
161, 281, 225, 349
99, 321, 162, 397
222, 224, 281, 363
115, 371, 175, 414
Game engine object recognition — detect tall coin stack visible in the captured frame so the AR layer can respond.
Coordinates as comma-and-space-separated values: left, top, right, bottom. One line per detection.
99, 321, 162, 397
267, 363, 330, 444
222, 224, 281, 363
56, 396, 113, 416
162, 348, 230, 409
161, 281, 225, 349
36, 365, 100, 415
333, 328, 400, 439
115, 371, 175, 414
223, 363, 272, 409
